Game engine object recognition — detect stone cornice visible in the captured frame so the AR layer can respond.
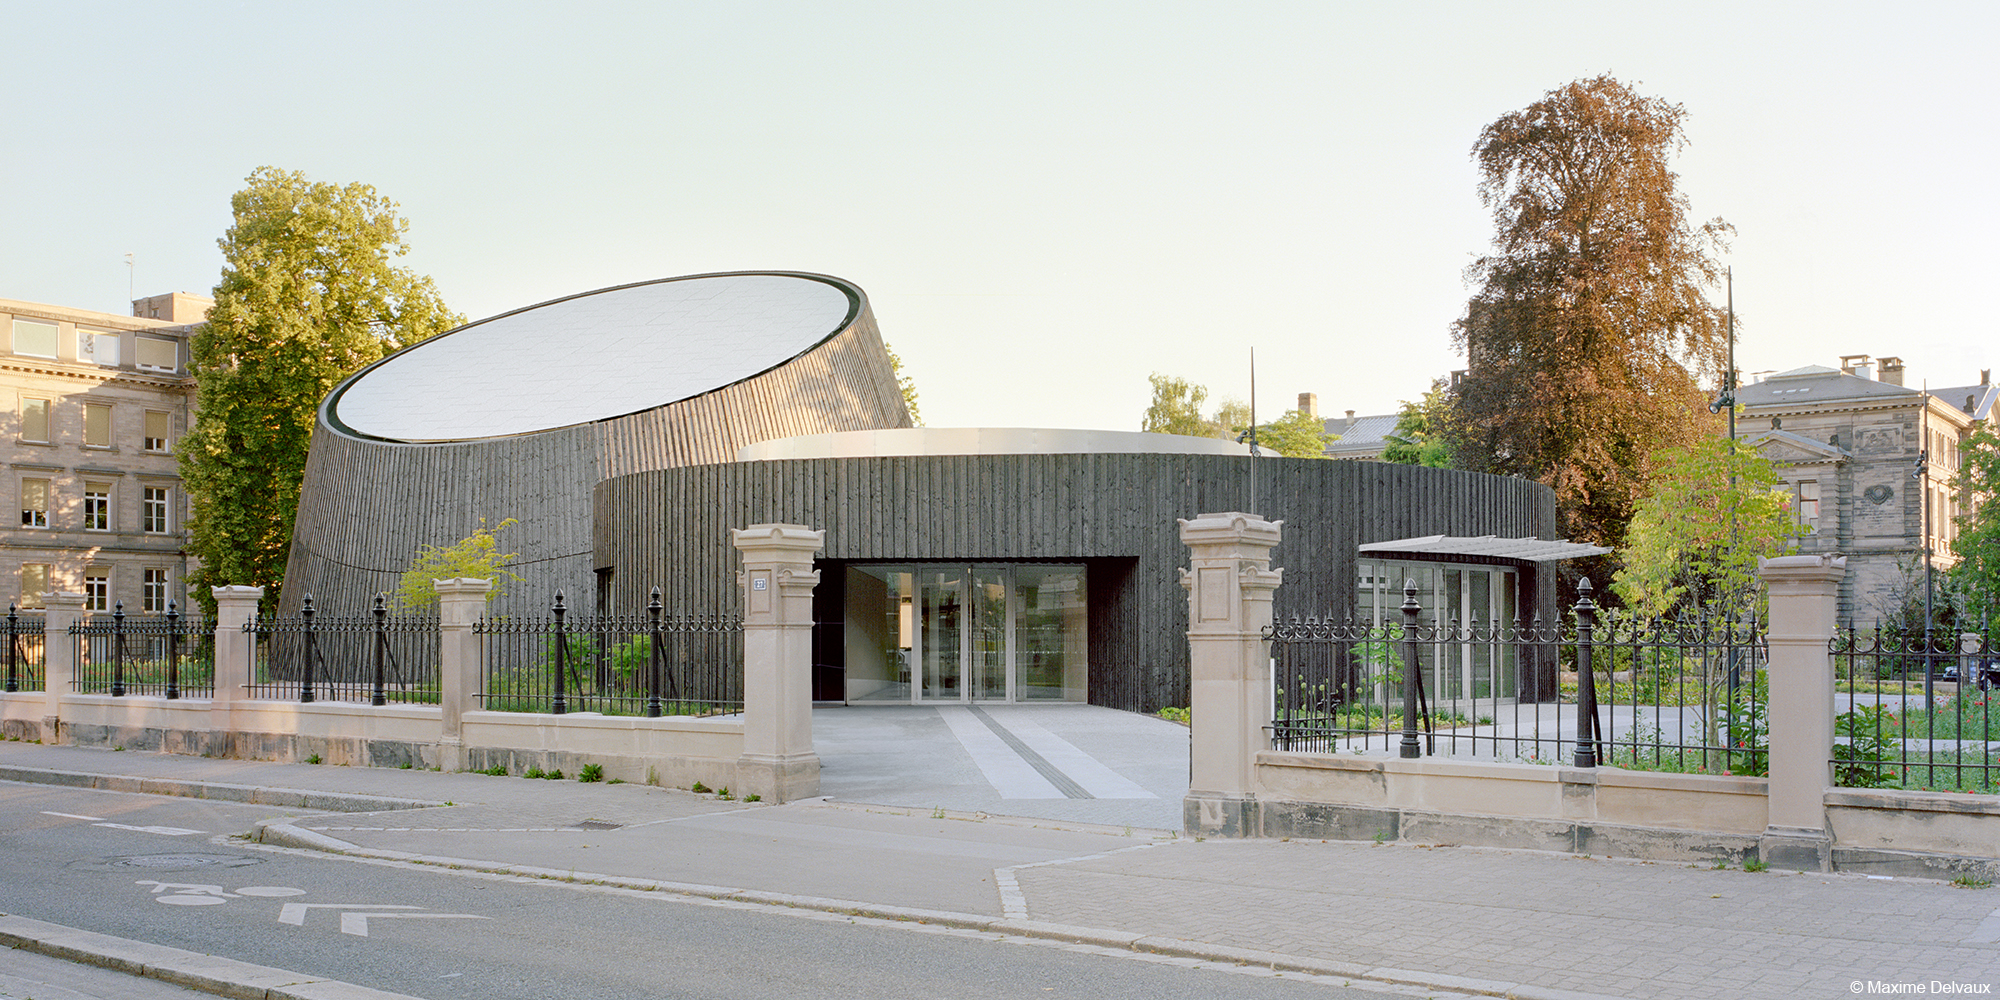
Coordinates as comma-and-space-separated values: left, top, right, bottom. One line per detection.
0, 359, 193, 391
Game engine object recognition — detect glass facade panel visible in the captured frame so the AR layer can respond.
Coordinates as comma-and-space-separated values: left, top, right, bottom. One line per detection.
1357, 558, 1518, 705
844, 563, 1086, 703
144, 568, 169, 614
84, 483, 110, 531
144, 487, 169, 533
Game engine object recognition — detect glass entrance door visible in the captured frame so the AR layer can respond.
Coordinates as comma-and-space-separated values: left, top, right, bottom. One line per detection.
845, 563, 1086, 704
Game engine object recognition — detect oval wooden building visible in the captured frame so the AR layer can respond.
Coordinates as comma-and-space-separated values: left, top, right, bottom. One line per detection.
283, 272, 910, 617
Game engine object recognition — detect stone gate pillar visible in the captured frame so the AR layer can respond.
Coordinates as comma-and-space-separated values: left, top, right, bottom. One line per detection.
1181, 512, 1283, 838
41, 593, 85, 744
1758, 553, 1845, 872
733, 523, 824, 803
210, 586, 264, 748
435, 578, 493, 772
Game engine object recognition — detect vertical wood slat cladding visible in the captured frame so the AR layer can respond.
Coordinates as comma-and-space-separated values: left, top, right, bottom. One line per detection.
594, 455, 1555, 713
283, 300, 909, 621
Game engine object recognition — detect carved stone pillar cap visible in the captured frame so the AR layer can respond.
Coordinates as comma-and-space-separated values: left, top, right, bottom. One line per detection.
1177, 511, 1282, 546
731, 523, 827, 554
1757, 553, 1848, 582
212, 585, 267, 600
434, 578, 495, 595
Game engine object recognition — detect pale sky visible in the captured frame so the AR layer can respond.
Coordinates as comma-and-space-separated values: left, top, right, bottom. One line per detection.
5, 1, 1995, 431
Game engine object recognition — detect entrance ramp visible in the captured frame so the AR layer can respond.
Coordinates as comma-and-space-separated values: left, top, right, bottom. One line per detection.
811, 704, 1188, 831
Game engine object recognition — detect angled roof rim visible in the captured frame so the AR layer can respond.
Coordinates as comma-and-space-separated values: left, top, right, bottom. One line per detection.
1358, 534, 1613, 563
319, 270, 866, 446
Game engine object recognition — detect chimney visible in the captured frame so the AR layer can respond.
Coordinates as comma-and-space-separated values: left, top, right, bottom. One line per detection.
1297, 392, 1318, 418
1839, 354, 1873, 379
1983, 369, 1991, 386
1878, 357, 1905, 386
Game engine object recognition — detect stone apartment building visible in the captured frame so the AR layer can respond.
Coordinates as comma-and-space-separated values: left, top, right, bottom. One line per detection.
0, 292, 208, 616
1738, 355, 1996, 621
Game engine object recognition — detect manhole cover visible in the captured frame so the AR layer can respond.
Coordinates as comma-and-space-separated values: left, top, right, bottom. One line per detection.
569, 820, 622, 831
71, 854, 263, 873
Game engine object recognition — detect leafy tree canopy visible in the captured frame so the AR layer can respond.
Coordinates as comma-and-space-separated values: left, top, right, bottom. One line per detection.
1381, 379, 1454, 468
1142, 373, 1211, 436
1451, 75, 1732, 547
1611, 436, 1795, 619
885, 343, 922, 426
395, 518, 523, 610
1949, 426, 2000, 617
181, 167, 463, 610
1253, 409, 1332, 459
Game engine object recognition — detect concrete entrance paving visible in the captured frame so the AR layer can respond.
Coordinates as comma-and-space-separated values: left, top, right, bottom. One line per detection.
811, 703, 1188, 831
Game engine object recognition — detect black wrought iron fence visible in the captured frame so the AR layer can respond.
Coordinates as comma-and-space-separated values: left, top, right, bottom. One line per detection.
71, 604, 215, 698
1267, 580, 1769, 776
245, 596, 440, 704
4, 606, 46, 694
1829, 624, 1997, 793
475, 590, 742, 717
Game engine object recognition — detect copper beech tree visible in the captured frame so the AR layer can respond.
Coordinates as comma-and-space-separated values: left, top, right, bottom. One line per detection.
1450, 76, 1733, 549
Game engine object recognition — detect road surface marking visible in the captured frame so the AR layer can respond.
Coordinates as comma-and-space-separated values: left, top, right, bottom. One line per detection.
42, 811, 103, 821
95, 822, 202, 835
280, 903, 420, 926
339, 912, 488, 937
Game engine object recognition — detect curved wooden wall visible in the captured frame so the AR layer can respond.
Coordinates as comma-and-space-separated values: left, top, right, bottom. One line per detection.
281, 302, 910, 619
593, 455, 1557, 712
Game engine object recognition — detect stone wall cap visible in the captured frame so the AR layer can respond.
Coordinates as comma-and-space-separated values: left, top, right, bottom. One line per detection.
1177, 511, 1282, 542
1757, 553, 1848, 578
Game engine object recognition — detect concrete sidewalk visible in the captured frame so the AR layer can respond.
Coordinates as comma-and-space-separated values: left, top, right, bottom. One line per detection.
2, 741, 1996, 1000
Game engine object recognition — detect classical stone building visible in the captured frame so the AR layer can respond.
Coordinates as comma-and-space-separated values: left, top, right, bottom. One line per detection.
0, 292, 208, 615
1739, 355, 1996, 620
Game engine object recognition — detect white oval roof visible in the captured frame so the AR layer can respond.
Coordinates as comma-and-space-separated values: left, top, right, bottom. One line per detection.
327, 273, 858, 442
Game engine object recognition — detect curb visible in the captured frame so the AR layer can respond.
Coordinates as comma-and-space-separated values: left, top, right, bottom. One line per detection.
0, 765, 446, 813
0, 912, 427, 1000
250, 819, 1632, 1000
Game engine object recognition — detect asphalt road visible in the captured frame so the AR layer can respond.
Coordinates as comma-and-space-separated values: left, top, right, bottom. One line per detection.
0, 783, 1406, 1000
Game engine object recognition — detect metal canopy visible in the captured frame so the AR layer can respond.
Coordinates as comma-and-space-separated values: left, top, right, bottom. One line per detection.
1357, 534, 1612, 563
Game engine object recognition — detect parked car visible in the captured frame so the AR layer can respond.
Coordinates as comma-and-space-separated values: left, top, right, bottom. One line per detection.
1939, 656, 2000, 691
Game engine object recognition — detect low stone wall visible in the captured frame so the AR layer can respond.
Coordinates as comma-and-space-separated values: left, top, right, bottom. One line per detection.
1, 692, 41, 740
40, 691, 746, 791
1253, 751, 2000, 878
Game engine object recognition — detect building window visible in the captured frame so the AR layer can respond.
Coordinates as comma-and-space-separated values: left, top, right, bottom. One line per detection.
1794, 480, 1820, 532
144, 568, 169, 614
136, 337, 178, 372
20, 398, 49, 443
12, 319, 57, 358
144, 410, 172, 452
20, 565, 48, 609
20, 479, 47, 528
84, 403, 112, 448
78, 330, 120, 366
144, 486, 170, 533
83, 482, 110, 531
84, 570, 109, 613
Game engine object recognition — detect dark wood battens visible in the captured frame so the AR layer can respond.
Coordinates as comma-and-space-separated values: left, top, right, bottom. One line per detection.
280, 303, 910, 620
593, 455, 1557, 713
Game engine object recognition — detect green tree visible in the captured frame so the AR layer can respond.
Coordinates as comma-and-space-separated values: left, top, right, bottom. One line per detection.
1381, 380, 1454, 468
1949, 426, 2000, 617
1452, 75, 1732, 547
394, 518, 524, 610
1611, 436, 1796, 619
1252, 409, 1332, 459
885, 343, 922, 426
181, 167, 462, 609
1141, 373, 1211, 436
1212, 398, 1252, 440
